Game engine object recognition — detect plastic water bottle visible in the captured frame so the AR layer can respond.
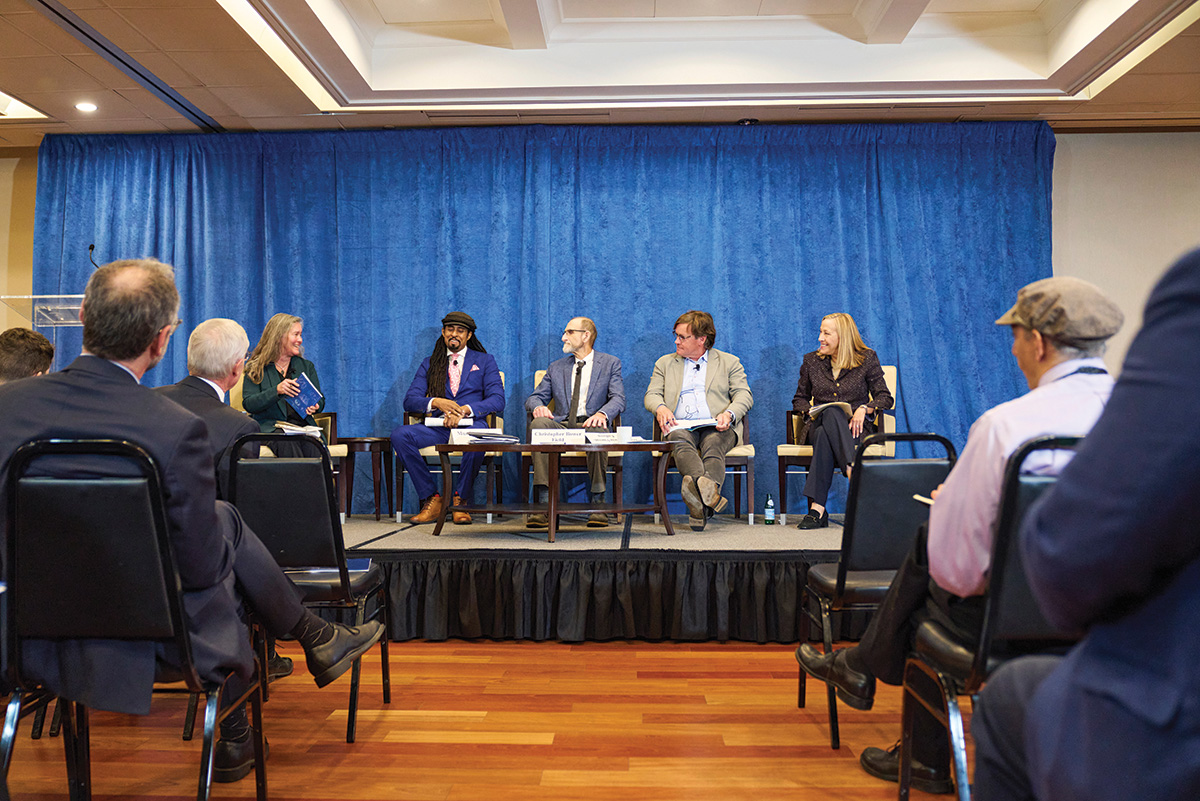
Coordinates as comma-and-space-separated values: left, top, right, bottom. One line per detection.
764, 494, 776, 525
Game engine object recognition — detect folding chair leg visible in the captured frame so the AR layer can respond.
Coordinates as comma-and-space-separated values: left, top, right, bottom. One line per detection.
196, 692, 221, 801
346, 600, 368, 743
946, 692, 970, 801
183, 692, 200, 740
49, 699, 63, 737
380, 588, 392, 704
249, 675, 268, 801
820, 599, 840, 750
1, 692, 23, 776
30, 703, 46, 739
61, 701, 91, 801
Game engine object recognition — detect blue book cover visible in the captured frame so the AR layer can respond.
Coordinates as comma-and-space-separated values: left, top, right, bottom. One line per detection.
285, 372, 323, 417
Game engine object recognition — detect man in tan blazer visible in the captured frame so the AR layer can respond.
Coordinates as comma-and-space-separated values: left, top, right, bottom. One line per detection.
645, 310, 753, 530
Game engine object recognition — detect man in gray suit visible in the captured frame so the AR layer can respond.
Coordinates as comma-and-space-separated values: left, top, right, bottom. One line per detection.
645, 310, 754, 530
525, 316, 625, 528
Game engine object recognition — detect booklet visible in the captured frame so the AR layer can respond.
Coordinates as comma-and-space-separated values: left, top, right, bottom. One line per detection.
808, 401, 852, 420
274, 421, 322, 438
284, 372, 323, 417
424, 416, 475, 427
664, 417, 719, 434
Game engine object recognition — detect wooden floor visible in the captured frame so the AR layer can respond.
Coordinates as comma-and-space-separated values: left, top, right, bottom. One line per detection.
6, 640, 969, 800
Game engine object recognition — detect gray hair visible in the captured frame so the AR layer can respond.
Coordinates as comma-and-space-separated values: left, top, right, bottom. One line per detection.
1046, 336, 1107, 360
187, 318, 250, 380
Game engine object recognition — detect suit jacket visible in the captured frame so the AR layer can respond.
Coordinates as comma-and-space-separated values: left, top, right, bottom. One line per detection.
525, 350, 625, 424
1019, 250, 1200, 801
0, 356, 251, 714
643, 347, 754, 445
157, 375, 258, 500
241, 355, 324, 433
404, 349, 505, 422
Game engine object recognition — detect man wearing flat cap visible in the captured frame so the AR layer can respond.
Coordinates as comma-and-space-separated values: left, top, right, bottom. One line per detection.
797, 275, 1123, 795
391, 312, 505, 524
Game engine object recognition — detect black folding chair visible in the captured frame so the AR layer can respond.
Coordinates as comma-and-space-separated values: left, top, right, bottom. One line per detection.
798, 432, 956, 749
229, 433, 390, 743
898, 435, 1081, 801
1, 439, 266, 801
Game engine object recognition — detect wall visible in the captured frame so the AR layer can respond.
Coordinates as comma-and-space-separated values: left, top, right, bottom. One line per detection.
1052, 132, 1200, 372
0, 147, 37, 331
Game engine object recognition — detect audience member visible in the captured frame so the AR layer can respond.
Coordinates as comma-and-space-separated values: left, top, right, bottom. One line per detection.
525, 316, 625, 528
796, 276, 1122, 794
390, 311, 504, 525
0, 259, 382, 783
972, 250, 1200, 801
644, 310, 754, 530
0, 326, 53, 383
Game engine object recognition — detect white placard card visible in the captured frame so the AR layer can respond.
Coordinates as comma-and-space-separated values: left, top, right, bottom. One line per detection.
449, 427, 503, 444
531, 429, 587, 445
585, 432, 620, 445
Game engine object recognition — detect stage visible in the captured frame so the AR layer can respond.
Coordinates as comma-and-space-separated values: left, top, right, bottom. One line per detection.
342, 513, 851, 644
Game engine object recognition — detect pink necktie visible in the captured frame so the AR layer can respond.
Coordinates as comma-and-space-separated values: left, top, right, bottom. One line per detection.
449, 356, 461, 396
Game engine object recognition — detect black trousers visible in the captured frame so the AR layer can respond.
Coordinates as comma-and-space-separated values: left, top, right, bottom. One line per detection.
802, 408, 863, 507
854, 525, 985, 769
972, 656, 1060, 801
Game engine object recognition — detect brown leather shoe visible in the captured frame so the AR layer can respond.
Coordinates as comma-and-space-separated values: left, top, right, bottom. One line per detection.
452, 493, 472, 525
409, 494, 443, 523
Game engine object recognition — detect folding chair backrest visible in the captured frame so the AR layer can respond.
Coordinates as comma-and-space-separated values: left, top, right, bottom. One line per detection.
840, 433, 956, 579
973, 436, 1081, 680
5, 439, 196, 688
229, 433, 346, 575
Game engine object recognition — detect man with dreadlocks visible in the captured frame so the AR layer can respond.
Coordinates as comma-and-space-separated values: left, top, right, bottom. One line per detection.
391, 311, 505, 524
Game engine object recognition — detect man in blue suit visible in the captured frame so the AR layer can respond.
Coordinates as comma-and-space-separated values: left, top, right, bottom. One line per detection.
391, 311, 505, 524
972, 249, 1200, 801
525, 316, 625, 528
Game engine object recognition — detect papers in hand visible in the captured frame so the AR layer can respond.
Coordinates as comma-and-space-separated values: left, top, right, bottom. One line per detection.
424, 416, 475, 428
284, 372, 323, 417
808, 401, 852, 420
664, 417, 719, 434
275, 422, 322, 438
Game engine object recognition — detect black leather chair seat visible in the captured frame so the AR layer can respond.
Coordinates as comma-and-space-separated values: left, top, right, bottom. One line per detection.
806, 564, 897, 606
911, 618, 976, 685
286, 563, 383, 604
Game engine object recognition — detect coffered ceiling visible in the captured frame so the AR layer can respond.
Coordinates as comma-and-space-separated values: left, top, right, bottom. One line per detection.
0, 0, 1198, 147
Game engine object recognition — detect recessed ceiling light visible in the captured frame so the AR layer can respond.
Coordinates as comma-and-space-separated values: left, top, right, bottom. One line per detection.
75, 102, 98, 112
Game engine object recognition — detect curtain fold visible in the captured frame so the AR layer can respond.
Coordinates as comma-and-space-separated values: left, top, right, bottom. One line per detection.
33, 123, 1054, 513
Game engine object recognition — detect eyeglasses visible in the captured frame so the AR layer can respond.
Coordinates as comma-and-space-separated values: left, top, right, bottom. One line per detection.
162, 318, 182, 333
674, 333, 699, 342
563, 329, 585, 336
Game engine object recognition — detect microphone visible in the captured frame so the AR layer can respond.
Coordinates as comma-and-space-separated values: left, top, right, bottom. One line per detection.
88, 244, 99, 268
694, 363, 701, 371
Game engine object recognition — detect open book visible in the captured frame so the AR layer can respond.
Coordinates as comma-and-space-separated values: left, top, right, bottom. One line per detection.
808, 401, 852, 420
664, 417, 720, 434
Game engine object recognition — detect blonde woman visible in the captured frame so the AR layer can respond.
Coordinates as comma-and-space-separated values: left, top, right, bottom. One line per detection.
791, 313, 893, 529
243, 313, 325, 436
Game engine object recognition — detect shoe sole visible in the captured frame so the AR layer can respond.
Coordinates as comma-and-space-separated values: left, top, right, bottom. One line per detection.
696, 476, 722, 508
453, 516, 472, 525
859, 752, 954, 795
587, 517, 609, 527
526, 519, 548, 529
312, 623, 384, 689
689, 515, 707, 531
679, 476, 706, 519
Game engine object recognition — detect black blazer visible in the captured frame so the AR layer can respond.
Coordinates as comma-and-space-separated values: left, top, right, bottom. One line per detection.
157, 375, 258, 500
0, 356, 252, 714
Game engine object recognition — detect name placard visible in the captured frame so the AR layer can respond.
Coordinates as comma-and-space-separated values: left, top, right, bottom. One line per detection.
585, 432, 620, 445
449, 427, 503, 445
531, 429, 587, 445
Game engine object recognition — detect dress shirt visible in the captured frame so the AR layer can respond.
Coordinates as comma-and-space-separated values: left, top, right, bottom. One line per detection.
197, 375, 225, 402
570, 351, 594, 418
675, 351, 713, 420
927, 357, 1114, 598
427, 347, 472, 415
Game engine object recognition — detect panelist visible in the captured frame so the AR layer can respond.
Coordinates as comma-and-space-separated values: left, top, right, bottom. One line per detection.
796, 276, 1122, 794
791, 312, 893, 529
242, 312, 324, 435
391, 311, 504, 525
525, 316, 625, 528
0, 326, 54, 384
644, 310, 753, 531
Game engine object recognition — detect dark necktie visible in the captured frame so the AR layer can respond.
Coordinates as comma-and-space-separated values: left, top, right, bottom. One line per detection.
567, 360, 584, 427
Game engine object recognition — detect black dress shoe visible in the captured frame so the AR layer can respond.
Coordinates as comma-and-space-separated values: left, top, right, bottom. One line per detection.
305, 620, 384, 688
214, 731, 268, 783
860, 742, 954, 795
797, 508, 829, 529
794, 643, 875, 710
266, 653, 293, 682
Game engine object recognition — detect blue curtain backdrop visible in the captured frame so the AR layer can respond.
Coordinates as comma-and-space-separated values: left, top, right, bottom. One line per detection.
32, 122, 1054, 514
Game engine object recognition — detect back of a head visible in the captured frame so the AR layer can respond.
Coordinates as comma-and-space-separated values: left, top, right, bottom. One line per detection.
0, 327, 55, 383
188, 318, 250, 380
82, 259, 180, 361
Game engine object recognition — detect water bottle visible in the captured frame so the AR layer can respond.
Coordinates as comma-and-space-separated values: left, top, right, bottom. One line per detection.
765, 494, 776, 525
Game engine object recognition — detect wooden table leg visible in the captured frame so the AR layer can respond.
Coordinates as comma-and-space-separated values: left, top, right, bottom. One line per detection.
547, 452, 560, 543
657, 448, 675, 536
384, 449, 394, 517
343, 450, 356, 519
370, 447, 382, 521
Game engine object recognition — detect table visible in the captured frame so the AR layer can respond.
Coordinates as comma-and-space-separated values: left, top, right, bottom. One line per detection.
338, 436, 394, 520
431, 441, 676, 542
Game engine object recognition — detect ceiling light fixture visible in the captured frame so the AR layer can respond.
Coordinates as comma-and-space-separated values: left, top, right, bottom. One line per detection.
75, 102, 98, 112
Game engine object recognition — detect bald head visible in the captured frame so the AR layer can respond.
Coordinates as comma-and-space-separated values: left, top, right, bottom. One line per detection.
82, 259, 179, 361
